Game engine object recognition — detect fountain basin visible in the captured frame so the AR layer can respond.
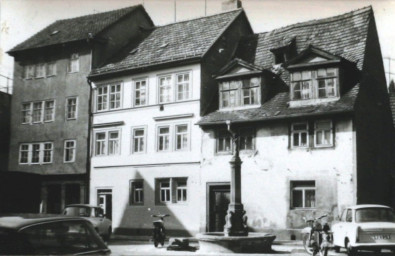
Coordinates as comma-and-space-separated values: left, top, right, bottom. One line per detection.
196, 232, 276, 253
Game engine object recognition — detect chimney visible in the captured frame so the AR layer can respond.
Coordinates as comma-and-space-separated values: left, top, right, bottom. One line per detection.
221, 0, 242, 11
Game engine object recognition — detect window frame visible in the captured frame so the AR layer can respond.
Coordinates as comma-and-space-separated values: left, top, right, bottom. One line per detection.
131, 126, 146, 154
19, 143, 30, 164
159, 179, 171, 203
219, 77, 261, 109
64, 140, 77, 163
96, 83, 122, 112
21, 102, 32, 124
290, 122, 309, 149
290, 181, 316, 209
216, 128, 255, 154
43, 100, 55, 122
25, 65, 35, 79
32, 101, 44, 123
35, 63, 46, 78
66, 97, 78, 120
129, 180, 144, 205
68, 53, 80, 73
157, 125, 171, 152
19, 142, 53, 165
175, 72, 191, 101
158, 74, 173, 104
133, 78, 148, 107
93, 129, 121, 157
314, 120, 333, 148
155, 177, 188, 205
174, 124, 189, 151
175, 178, 188, 203
46, 62, 57, 77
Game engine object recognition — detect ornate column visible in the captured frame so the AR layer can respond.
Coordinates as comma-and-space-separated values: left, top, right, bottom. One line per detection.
224, 120, 248, 237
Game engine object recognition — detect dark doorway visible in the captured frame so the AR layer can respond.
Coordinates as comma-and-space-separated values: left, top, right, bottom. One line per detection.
65, 184, 80, 205
207, 183, 230, 232
47, 184, 61, 214
97, 189, 112, 220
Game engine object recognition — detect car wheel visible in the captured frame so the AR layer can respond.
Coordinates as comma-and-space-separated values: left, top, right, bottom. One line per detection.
345, 240, 357, 256
154, 241, 158, 247
103, 227, 112, 242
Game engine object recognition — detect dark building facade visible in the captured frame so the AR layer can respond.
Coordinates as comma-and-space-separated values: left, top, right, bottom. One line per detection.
0, 91, 11, 172
7, 5, 154, 213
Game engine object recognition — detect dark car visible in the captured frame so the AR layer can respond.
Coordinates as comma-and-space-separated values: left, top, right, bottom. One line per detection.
0, 215, 111, 255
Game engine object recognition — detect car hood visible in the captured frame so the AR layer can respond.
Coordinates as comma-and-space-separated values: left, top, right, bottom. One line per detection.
357, 222, 395, 229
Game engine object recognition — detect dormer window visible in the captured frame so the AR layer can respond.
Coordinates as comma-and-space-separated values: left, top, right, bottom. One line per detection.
219, 77, 261, 109
291, 68, 338, 101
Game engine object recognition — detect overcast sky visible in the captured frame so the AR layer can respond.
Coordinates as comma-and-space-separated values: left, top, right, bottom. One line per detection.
1, 0, 394, 92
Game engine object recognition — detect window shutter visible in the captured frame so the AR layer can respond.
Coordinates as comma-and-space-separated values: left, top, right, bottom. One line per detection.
155, 179, 160, 205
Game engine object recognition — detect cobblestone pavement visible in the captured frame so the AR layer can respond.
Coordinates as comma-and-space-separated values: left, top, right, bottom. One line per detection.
107, 239, 394, 256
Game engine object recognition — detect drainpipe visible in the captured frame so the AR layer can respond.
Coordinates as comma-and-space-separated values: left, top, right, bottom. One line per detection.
86, 77, 93, 204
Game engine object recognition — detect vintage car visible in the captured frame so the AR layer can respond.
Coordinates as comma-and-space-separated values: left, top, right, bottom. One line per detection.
332, 204, 395, 255
63, 204, 112, 241
0, 215, 110, 255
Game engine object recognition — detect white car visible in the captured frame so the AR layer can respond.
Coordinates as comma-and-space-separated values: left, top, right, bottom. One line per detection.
63, 204, 112, 241
332, 204, 395, 255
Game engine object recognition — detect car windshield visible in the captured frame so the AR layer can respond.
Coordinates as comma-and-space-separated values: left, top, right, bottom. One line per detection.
355, 208, 395, 223
63, 206, 92, 217
19, 220, 107, 255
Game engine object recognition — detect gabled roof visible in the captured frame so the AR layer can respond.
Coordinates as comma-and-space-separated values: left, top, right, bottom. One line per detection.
198, 84, 359, 125
90, 9, 245, 77
8, 5, 149, 54
235, 6, 372, 71
215, 58, 265, 80
286, 45, 344, 68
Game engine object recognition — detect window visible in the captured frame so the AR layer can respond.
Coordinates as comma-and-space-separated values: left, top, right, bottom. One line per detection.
68, 53, 79, 73
21, 103, 32, 124
47, 62, 56, 76
291, 68, 338, 100
216, 128, 255, 153
108, 131, 120, 155
291, 123, 309, 148
219, 77, 261, 109
175, 124, 188, 151
94, 130, 120, 156
64, 140, 76, 163
66, 97, 77, 120
158, 126, 170, 152
19, 142, 53, 164
176, 179, 187, 202
159, 75, 172, 103
176, 73, 190, 101
156, 178, 188, 204
160, 180, 171, 203
132, 128, 145, 153
291, 181, 315, 208
96, 84, 122, 111
25, 65, 35, 79
346, 209, 352, 222
134, 79, 147, 106
314, 120, 333, 147
19, 144, 29, 164
35, 63, 46, 78
44, 100, 55, 122
130, 180, 144, 205
32, 102, 43, 123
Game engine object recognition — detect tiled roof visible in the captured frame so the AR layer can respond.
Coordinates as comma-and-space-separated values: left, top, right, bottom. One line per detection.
235, 6, 371, 71
198, 85, 359, 125
9, 5, 143, 53
91, 9, 243, 76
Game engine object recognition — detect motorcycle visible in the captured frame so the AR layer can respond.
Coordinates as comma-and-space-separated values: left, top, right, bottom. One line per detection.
151, 213, 170, 247
302, 214, 333, 256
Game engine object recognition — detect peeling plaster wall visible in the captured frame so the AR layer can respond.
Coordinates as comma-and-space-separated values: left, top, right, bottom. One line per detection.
200, 117, 355, 238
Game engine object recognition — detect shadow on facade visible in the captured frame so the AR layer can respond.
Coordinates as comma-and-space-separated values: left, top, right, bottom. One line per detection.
114, 170, 193, 237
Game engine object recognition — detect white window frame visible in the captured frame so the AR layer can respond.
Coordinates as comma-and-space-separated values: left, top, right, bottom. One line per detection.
19, 144, 30, 164
109, 84, 122, 110
32, 101, 44, 123
96, 83, 122, 112
43, 100, 55, 122
25, 65, 35, 79
175, 72, 191, 101
158, 75, 173, 104
108, 131, 120, 155
35, 63, 46, 78
291, 181, 316, 209
46, 62, 57, 77
130, 180, 144, 205
291, 122, 309, 148
159, 179, 171, 203
42, 142, 53, 163
133, 79, 148, 107
68, 53, 79, 73
157, 125, 171, 152
64, 140, 76, 163
176, 179, 187, 203
21, 102, 32, 124
131, 127, 146, 154
66, 97, 78, 120
314, 120, 333, 147
19, 142, 53, 165
174, 124, 189, 151
94, 129, 121, 156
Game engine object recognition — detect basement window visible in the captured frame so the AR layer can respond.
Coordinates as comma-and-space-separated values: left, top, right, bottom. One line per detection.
291, 181, 315, 208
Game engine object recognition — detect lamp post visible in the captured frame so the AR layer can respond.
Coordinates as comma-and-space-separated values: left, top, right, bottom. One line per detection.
224, 120, 248, 237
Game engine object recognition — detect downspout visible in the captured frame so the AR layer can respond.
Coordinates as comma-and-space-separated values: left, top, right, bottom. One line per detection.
86, 77, 93, 204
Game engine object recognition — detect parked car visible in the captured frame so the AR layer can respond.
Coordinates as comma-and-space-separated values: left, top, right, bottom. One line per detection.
0, 215, 110, 255
63, 204, 112, 241
332, 204, 395, 255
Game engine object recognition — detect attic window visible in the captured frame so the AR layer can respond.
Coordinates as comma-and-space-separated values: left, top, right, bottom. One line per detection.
270, 37, 296, 64
159, 43, 169, 48
50, 30, 59, 36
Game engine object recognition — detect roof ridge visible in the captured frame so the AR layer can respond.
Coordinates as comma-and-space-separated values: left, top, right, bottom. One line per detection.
55, 5, 140, 23
156, 8, 242, 28
256, 5, 372, 36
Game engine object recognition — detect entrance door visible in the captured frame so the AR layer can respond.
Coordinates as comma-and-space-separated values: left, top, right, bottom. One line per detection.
97, 189, 112, 220
208, 184, 230, 232
47, 184, 61, 214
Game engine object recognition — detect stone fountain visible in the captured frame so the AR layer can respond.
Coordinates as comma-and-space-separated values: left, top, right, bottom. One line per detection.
196, 120, 276, 253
